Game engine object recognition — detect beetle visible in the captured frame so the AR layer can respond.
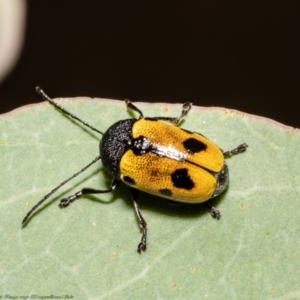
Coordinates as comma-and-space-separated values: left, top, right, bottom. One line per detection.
22, 87, 247, 253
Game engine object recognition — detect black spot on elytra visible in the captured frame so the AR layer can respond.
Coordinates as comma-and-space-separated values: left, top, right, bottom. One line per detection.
123, 176, 136, 185
171, 168, 195, 190
159, 189, 173, 197
183, 138, 207, 154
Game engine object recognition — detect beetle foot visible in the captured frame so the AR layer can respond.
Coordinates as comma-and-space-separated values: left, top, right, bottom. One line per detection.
137, 227, 147, 253
208, 206, 221, 220
59, 196, 74, 207
137, 240, 147, 253
59, 191, 82, 208
223, 143, 248, 156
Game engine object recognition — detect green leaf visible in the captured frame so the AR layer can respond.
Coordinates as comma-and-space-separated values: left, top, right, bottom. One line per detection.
1, 97, 300, 299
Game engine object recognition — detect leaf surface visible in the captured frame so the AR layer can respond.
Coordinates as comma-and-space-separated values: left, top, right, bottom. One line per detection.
1, 98, 300, 299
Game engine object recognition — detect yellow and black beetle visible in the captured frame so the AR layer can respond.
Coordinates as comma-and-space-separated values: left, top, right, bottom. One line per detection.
23, 87, 247, 253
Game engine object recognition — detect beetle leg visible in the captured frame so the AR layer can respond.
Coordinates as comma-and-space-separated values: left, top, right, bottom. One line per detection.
223, 143, 248, 156
152, 102, 192, 124
125, 100, 192, 125
125, 99, 144, 119
205, 203, 221, 220
59, 178, 120, 207
130, 188, 147, 253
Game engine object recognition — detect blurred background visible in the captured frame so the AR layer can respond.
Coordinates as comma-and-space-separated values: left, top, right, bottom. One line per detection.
0, 1, 299, 127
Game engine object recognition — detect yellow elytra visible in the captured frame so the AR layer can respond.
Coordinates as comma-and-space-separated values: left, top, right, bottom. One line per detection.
120, 118, 225, 203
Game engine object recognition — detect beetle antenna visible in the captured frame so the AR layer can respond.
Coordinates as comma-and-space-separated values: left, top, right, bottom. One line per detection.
22, 155, 102, 225
36, 86, 103, 135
